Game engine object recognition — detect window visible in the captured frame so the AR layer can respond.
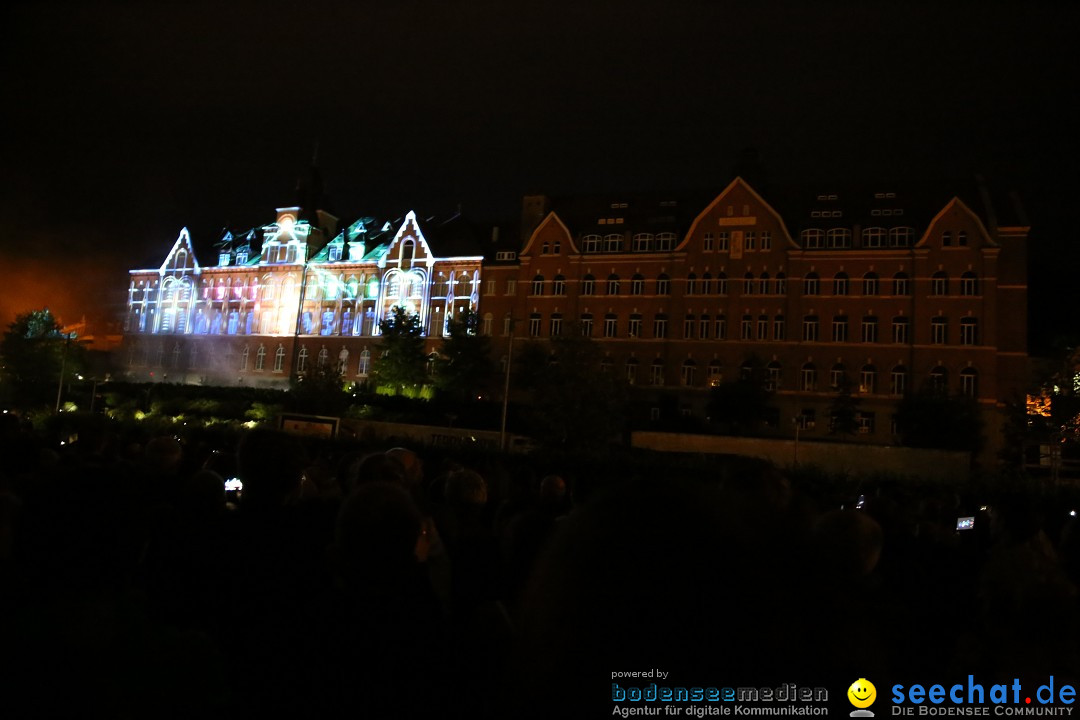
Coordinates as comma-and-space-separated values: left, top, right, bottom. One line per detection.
761, 231, 772, 251
716, 273, 728, 295
739, 361, 755, 382
745, 231, 756, 251
607, 274, 620, 295
653, 314, 668, 339
832, 315, 849, 342
932, 316, 948, 344
273, 345, 286, 372
804, 273, 820, 295
796, 409, 816, 429
604, 314, 618, 338
506, 279, 517, 295
960, 317, 978, 345
830, 363, 846, 390
656, 274, 670, 295
600, 357, 613, 374
889, 227, 914, 247
633, 233, 653, 252
827, 228, 852, 249
681, 360, 697, 386
699, 314, 710, 339
704, 233, 715, 251
861, 316, 878, 343
715, 315, 727, 340
759, 272, 770, 295
859, 365, 877, 394
717, 232, 730, 252
650, 360, 665, 386
801, 363, 818, 391
775, 273, 786, 294
756, 315, 768, 340
957, 231, 968, 247
766, 361, 782, 391
708, 360, 723, 386
892, 316, 910, 344
960, 368, 978, 397
932, 272, 948, 296
744, 272, 755, 295
240, 346, 249, 371
604, 234, 623, 252
657, 233, 675, 251
503, 314, 512, 336
529, 313, 541, 337
631, 274, 645, 295
741, 314, 753, 340
833, 272, 849, 296
892, 272, 910, 296
773, 315, 786, 340
582, 274, 596, 295
583, 235, 601, 253
297, 346, 309, 373
803, 315, 820, 341
802, 229, 824, 249
687, 273, 697, 295
863, 227, 886, 248
619, 359, 635, 384
481, 313, 493, 336
485, 279, 496, 295
929, 366, 948, 393
890, 366, 906, 395
942, 231, 953, 247
531, 274, 545, 295
684, 315, 695, 338
317, 346, 329, 368
856, 412, 875, 435
580, 313, 594, 337
862, 273, 879, 296
255, 344, 266, 371
961, 272, 979, 296
549, 314, 563, 337
628, 314, 643, 337
552, 275, 566, 296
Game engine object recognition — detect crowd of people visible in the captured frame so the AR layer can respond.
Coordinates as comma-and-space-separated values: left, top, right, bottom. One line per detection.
2, 412, 1080, 717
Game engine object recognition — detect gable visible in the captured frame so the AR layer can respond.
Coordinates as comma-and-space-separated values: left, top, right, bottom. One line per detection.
679, 177, 796, 252
384, 211, 435, 266
916, 197, 997, 249
159, 227, 201, 276
520, 212, 575, 257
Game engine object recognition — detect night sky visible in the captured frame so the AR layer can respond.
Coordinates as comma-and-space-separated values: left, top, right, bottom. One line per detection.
3, 1, 1076, 351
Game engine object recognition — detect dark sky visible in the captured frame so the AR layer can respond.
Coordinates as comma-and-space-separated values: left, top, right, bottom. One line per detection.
2, 1, 1076, 348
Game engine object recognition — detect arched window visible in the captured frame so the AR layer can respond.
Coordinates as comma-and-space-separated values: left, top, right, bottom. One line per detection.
297, 346, 309, 373
804, 272, 820, 295
633, 233, 653, 252
766, 361, 782, 391
890, 365, 907, 395
552, 275, 566, 296
960, 317, 978, 345
960, 272, 979, 296
716, 272, 728, 295
650, 359, 665, 386
607, 274, 620, 295
317, 346, 329, 367
583, 234, 601, 253
240, 346, 249, 371
859, 364, 877, 394
631, 274, 645, 295
743, 272, 755, 295
256, 344, 266, 371
604, 234, 623, 252
681, 359, 697, 387
863, 227, 886, 248
759, 272, 770, 295
801, 363, 818, 391
862, 272, 879, 296
833, 272, 849, 296
532, 274, 545, 295
830, 363, 847, 390
687, 273, 697, 295
656, 274, 670, 295
582, 274, 596, 295
802, 229, 824, 249
827, 228, 851, 249
889, 227, 914, 247
657, 233, 676, 251
358, 349, 371, 376
708, 359, 723, 387
701, 272, 712, 295
942, 230, 953, 247
932, 271, 948, 296
929, 366, 948, 392
960, 367, 978, 397
775, 272, 787, 294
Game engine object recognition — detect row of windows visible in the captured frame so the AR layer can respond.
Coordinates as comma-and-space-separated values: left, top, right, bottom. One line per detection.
127, 343, 377, 376
801, 227, 914, 249
520, 271, 981, 298
509, 312, 979, 346
580, 233, 678, 253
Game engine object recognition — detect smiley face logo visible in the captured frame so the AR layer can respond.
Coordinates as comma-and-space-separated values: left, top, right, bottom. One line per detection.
848, 678, 877, 709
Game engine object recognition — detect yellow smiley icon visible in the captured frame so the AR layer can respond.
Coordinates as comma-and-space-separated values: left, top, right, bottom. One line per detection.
848, 678, 877, 709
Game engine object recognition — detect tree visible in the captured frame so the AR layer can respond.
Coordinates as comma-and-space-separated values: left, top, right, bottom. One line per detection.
523, 332, 628, 451
828, 377, 860, 436
706, 355, 769, 435
0, 308, 83, 408
371, 306, 428, 395
434, 308, 492, 402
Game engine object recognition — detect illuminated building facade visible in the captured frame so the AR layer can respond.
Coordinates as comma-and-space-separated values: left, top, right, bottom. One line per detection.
123, 204, 484, 386
481, 177, 1029, 448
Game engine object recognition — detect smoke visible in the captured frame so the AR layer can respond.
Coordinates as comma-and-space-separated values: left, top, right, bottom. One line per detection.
0, 250, 128, 333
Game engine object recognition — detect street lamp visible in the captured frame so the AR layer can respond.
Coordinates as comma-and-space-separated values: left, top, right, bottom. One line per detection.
499, 318, 517, 452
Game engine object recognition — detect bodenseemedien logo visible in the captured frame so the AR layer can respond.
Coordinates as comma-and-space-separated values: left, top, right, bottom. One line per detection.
848, 678, 877, 717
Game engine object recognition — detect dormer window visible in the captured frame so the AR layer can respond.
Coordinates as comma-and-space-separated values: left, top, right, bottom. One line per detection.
219, 252, 230, 267
349, 243, 365, 261
329, 245, 342, 262
236, 251, 248, 265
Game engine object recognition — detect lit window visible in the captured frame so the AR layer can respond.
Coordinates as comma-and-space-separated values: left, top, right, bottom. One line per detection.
708, 361, 722, 387
859, 365, 877, 394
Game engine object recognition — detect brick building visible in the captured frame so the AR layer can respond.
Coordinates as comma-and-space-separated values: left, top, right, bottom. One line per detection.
480, 177, 1028, 450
